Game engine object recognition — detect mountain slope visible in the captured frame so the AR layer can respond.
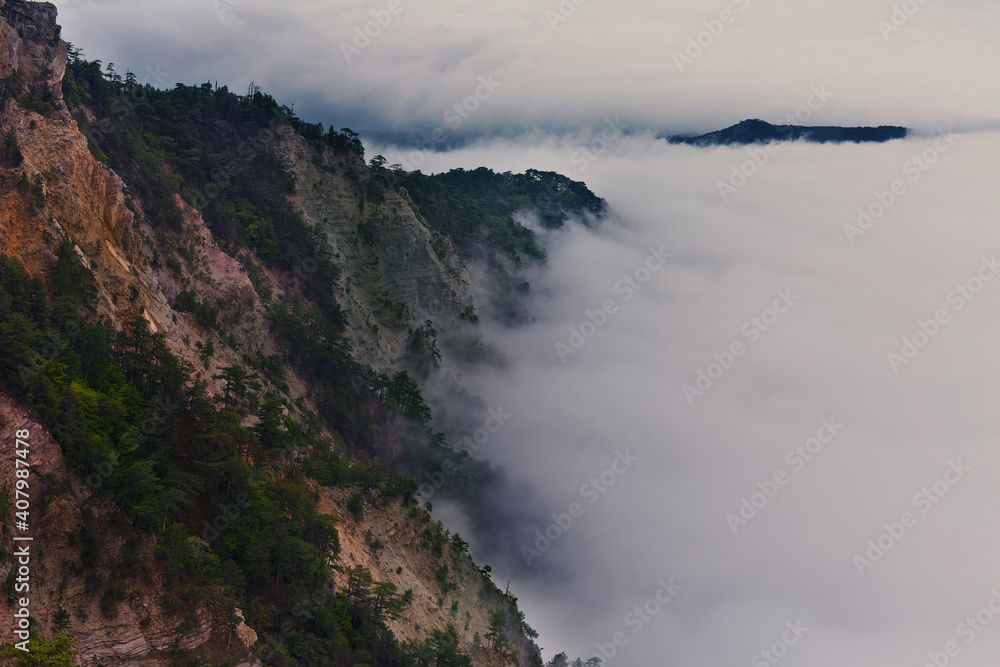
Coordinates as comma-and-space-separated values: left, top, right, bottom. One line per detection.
0, 2, 609, 665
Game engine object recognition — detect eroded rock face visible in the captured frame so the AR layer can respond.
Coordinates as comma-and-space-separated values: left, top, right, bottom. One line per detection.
0, 8, 265, 663
0, 2, 295, 402
232, 607, 259, 650
0, 1, 144, 329
323, 489, 542, 667
0, 0, 481, 376
0, 391, 261, 666
0, 5, 542, 665
281, 130, 475, 371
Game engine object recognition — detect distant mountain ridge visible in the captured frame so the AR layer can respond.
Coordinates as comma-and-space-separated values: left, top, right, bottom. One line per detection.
668, 118, 909, 146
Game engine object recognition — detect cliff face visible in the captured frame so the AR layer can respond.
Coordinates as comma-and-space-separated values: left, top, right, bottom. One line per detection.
280, 129, 474, 372
0, 390, 261, 666
0, 1, 145, 327
0, 3, 542, 665
324, 489, 542, 667
0, 1, 314, 408
0, 4, 267, 663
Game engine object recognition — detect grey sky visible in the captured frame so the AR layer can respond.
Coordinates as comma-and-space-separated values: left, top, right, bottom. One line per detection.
55, 0, 1000, 134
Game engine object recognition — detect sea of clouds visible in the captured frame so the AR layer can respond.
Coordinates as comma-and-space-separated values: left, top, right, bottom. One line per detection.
371, 129, 1000, 666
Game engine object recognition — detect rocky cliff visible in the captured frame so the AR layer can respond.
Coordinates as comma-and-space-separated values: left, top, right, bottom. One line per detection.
279, 127, 475, 372
0, 0, 146, 325
325, 489, 540, 667
0, 0, 592, 667
0, 390, 262, 666
0, 2, 546, 666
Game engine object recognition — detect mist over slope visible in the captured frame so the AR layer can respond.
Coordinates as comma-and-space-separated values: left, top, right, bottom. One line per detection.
370, 129, 1000, 665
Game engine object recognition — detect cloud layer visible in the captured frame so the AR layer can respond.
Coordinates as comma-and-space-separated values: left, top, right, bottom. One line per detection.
370, 129, 1000, 664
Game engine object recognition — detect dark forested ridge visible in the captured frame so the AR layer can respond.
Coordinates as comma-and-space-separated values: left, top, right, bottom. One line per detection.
668, 118, 909, 146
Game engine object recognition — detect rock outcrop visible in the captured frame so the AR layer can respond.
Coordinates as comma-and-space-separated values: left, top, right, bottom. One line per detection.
0, 391, 261, 666
0, 1, 145, 327
324, 489, 542, 667
281, 129, 474, 371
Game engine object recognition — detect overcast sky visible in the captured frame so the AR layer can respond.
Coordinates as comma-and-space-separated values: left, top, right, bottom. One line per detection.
55, 0, 1000, 135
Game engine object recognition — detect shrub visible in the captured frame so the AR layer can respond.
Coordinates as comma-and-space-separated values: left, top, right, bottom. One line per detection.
0, 128, 23, 167
347, 492, 364, 520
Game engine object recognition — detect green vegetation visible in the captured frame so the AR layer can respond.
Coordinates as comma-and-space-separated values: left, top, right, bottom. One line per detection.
372, 162, 606, 269
403, 625, 472, 666
413, 166, 605, 233
409, 319, 442, 380
0, 60, 59, 119
370, 161, 606, 322
61, 53, 456, 476
0, 247, 467, 665
64, 57, 346, 321
59, 51, 603, 510
0, 127, 23, 168
172, 289, 219, 330
14, 171, 45, 211
435, 564, 457, 593
0, 631, 79, 666
546, 654, 603, 667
